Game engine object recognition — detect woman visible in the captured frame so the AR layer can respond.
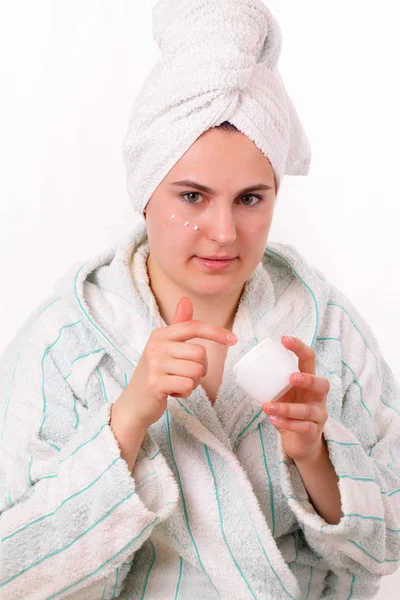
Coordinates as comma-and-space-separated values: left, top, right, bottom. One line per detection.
1, 1, 399, 599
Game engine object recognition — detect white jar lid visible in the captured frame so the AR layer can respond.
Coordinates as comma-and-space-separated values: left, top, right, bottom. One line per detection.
233, 338, 298, 405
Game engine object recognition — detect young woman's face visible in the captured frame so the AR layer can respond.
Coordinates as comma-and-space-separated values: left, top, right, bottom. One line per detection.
144, 127, 277, 299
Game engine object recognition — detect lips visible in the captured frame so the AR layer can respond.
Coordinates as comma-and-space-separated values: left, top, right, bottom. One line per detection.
198, 256, 236, 261
195, 256, 237, 271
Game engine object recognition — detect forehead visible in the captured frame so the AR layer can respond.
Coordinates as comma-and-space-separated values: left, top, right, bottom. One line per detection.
164, 128, 275, 185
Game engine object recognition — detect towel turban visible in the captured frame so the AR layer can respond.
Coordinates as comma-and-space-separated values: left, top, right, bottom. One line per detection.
122, 0, 311, 215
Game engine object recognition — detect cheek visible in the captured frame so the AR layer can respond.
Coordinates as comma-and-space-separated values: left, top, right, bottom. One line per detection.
240, 217, 271, 240
238, 215, 273, 261
151, 218, 198, 261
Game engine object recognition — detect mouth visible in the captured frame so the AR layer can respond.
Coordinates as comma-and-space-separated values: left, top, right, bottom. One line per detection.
199, 255, 236, 261
195, 256, 237, 271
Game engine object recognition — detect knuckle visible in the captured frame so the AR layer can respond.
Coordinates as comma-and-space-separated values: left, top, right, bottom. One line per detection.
193, 363, 204, 379
321, 408, 329, 422
280, 404, 288, 417
149, 329, 161, 342
304, 405, 313, 420
146, 341, 159, 357
213, 325, 222, 338
197, 345, 207, 360
181, 381, 194, 397
190, 320, 200, 335
148, 357, 159, 372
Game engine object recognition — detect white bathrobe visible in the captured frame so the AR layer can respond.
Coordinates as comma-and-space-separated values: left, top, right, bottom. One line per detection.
1, 221, 399, 599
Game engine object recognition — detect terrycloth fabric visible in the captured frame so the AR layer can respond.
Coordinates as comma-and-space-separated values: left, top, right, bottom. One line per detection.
1, 220, 399, 599
122, 0, 311, 215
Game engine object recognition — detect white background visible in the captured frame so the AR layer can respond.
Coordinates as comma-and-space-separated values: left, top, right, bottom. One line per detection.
0, 1, 399, 596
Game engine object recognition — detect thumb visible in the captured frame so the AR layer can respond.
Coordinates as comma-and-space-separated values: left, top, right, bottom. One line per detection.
172, 297, 193, 324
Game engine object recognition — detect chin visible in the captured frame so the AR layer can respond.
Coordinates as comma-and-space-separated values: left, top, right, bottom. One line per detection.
188, 274, 244, 298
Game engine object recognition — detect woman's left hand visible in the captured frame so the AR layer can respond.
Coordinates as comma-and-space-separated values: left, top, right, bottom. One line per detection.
263, 336, 330, 463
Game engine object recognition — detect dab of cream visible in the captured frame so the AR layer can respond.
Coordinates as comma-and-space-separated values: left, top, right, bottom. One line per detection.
193, 225, 199, 231
169, 214, 176, 219
184, 221, 189, 227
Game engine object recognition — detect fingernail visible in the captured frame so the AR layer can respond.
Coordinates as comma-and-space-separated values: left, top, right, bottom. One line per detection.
284, 336, 294, 344
227, 332, 237, 343
294, 373, 304, 383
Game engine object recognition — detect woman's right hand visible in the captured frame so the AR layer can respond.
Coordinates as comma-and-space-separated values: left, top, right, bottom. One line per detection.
110, 297, 237, 470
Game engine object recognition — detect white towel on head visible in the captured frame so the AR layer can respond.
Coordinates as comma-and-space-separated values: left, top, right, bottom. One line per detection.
122, 0, 312, 215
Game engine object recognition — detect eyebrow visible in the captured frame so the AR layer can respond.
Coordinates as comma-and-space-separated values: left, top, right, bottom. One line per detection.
170, 180, 274, 195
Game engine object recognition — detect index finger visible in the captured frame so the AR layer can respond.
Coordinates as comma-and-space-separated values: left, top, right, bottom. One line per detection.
282, 336, 316, 375
165, 320, 237, 346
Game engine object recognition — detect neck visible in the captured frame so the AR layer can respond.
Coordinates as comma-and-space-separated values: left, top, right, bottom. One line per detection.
147, 254, 243, 331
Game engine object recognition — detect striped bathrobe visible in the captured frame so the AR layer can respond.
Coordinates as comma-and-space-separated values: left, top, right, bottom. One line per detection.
1, 221, 399, 599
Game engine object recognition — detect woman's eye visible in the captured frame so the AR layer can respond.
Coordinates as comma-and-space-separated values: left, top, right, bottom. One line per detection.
240, 194, 261, 207
181, 192, 202, 204
181, 192, 262, 206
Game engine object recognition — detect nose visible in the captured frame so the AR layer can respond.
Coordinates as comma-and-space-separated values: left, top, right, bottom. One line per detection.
204, 204, 237, 246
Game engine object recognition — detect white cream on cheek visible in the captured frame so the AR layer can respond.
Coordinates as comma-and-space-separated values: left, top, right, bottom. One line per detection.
169, 214, 199, 231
